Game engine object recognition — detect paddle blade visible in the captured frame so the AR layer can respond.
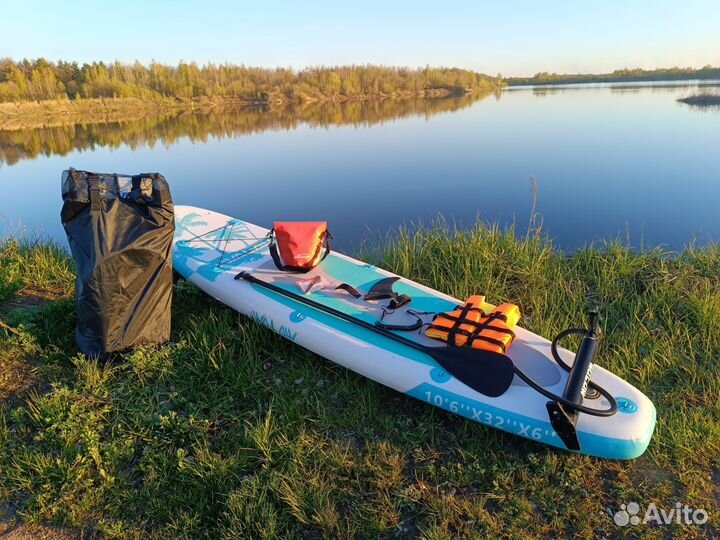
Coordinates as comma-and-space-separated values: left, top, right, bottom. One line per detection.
427, 347, 515, 398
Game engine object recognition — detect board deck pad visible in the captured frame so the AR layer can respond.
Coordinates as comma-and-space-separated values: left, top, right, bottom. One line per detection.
174, 205, 656, 459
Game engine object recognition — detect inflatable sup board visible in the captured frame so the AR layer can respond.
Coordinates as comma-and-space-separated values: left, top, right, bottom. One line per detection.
173, 205, 656, 459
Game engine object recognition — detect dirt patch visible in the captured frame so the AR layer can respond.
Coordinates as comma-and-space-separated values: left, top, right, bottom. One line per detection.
2, 503, 82, 540
0, 351, 40, 406
0, 286, 69, 337
1, 288, 66, 312
629, 461, 683, 495
0, 519, 80, 540
1, 298, 44, 316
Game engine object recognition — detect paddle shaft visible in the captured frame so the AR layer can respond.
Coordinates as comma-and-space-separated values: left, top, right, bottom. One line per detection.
235, 271, 438, 355
234, 271, 516, 398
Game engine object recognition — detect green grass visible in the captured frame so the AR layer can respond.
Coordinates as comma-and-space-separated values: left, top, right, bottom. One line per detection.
1, 225, 718, 539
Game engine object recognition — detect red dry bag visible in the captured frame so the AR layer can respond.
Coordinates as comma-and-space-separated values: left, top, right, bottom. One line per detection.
269, 221, 331, 272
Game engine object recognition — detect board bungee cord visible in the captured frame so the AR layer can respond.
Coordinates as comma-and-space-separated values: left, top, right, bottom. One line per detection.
176, 221, 271, 269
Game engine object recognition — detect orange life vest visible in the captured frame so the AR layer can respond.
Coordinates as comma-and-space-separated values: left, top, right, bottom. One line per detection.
425, 296, 520, 354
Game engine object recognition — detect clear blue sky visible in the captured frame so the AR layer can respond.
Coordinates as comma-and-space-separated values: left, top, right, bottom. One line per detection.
2, 1, 718, 76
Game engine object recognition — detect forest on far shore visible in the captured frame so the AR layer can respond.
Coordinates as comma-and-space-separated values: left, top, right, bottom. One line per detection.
506, 65, 720, 85
0, 58, 503, 103
2, 58, 718, 106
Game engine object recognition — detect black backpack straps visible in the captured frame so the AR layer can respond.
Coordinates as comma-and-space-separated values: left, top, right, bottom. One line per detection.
88, 173, 102, 213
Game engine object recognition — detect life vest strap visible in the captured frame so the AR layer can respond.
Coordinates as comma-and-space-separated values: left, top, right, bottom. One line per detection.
426, 323, 515, 340
427, 308, 517, 354
465, 312, 514, 352
425, 297, 519, 353
435, 308, 507, 326
447, 302, 475, 347
433, 312, 513, 333
468, 334, 509, 352
451, 305, 487, 316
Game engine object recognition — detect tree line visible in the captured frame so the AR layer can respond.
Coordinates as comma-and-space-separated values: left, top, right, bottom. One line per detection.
3, 58, 715, 104
507, 65, 720, 86
0, 58, 503, 103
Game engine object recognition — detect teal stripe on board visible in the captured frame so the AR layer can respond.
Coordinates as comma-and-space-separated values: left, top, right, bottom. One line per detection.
406, 383, 656, 460
299, 254, 459, 332
249, 282, 441, 369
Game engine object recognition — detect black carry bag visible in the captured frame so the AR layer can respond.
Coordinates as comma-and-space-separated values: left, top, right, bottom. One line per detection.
61, 168, 175, 356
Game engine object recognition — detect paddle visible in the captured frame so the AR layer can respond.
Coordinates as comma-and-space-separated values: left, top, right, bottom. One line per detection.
235, 271, 515, 398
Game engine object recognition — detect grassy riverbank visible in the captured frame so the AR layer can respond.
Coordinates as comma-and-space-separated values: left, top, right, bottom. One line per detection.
1, 225, 718, 539
0, 97, 214, 131
0, 91, 489, 134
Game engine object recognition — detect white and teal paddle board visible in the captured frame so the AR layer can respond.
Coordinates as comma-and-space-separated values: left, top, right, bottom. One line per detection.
173, 205, 656, 459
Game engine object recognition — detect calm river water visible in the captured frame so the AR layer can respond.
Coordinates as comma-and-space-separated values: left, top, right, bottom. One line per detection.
1, 80, 719, 251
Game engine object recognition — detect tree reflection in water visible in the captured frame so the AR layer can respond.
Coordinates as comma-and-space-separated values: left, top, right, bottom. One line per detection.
0, 94, 495, 167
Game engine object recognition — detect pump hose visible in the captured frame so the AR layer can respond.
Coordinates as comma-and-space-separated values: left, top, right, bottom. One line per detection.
512, 328, 618, 417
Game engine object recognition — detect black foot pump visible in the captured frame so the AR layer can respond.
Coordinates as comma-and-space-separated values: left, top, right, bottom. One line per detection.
545, 312, 617, 451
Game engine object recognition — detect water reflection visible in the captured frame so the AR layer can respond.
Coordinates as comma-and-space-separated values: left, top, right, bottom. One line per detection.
1, 82, 718, 251
681, 102, 720, 113
0, 94, 491, 166
521, 80, 720, 97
